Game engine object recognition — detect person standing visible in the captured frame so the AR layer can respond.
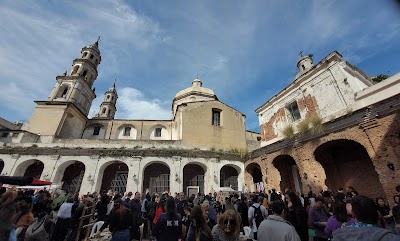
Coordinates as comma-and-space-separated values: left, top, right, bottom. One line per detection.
152, 197, 182, 241
129, 191, 142, 241
309, 196, 329, 241
248, 195, 267, 240
212, 209, 240, 241
376, 197, 395, 231
332, 195, 398, 241
324, 200, 355, 238
285, 191, 309, 241
187, 205, 212, 241
392, 195, 400, 235
96, 198, 133, 241
257, 200, 300, 241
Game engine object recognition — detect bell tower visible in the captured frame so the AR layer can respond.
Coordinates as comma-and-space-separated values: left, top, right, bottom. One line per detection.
26, 39, 102, 139
95, 81, 118, 119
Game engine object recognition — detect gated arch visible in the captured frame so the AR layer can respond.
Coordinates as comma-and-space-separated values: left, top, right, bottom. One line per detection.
99, 161, 129, 195
183, 163, 206, 195
143, 162, 170, 194
220, 165, 239, 191
14, 160, 44, 179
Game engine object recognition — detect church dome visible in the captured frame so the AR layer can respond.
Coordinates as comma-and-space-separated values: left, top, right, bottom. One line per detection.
174, 79, 215, 99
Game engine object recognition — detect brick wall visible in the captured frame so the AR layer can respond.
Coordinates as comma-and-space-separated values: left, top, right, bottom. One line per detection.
246, 110, 400, 205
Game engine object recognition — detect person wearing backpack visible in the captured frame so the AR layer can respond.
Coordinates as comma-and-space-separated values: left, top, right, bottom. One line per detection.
147, 194, 157, 237
248, 195, 267, 240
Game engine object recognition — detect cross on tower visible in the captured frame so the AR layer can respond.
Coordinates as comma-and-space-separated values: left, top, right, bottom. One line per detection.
298, 50, 304, 57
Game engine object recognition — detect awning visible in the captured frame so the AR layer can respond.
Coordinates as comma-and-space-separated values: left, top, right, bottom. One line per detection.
16, 184, 60, 190
0, 176, 52, 186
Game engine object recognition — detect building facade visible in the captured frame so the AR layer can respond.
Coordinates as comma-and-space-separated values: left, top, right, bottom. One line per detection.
246, 52, 400, 202
0, 41, 260, 196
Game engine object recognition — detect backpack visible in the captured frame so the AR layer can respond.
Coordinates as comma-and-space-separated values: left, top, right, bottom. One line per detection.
252, 205, 264, 228
147, 201, 156, 220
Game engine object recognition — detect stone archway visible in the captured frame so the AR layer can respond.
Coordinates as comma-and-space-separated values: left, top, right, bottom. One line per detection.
23, 160, 44, 179
183, 163, 205, 196
272, 155, 302, 194
245, 163, 263, 192
220, 165, 239, 191
143, 163, 170, 194
61, 161, 86, 194
314, 139, 385, 198
100, 162, 129, 195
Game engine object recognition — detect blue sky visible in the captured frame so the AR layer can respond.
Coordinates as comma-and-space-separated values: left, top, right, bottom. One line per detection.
0, 1, 399, 132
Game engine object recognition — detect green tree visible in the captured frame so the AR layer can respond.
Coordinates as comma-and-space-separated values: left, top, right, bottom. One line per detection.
372, 74, 389, 83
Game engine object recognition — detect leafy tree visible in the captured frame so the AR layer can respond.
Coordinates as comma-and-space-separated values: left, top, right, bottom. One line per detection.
372, 74, 389, 83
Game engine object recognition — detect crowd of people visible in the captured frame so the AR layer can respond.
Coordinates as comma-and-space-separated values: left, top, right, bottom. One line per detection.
0, 185, 399, 241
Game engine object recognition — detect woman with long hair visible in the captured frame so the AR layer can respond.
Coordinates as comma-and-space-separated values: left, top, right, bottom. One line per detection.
187, 205, 212, 241
211, 209, 240, 241
96, 198, 133, 241
285, 191, 309, 241
153, 196, 182, 241
153, 196, 167, 224
324, 200, 355, 238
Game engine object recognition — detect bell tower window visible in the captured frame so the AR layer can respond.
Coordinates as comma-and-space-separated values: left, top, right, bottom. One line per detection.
90, 54, 94, 59
82, 52, 88, 58
72, 65, 79, 75
82, 70, 88, 77
102, 108, 106, 114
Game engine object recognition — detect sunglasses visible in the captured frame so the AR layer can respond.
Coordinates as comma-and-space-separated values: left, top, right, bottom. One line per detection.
224, 219, 236, 225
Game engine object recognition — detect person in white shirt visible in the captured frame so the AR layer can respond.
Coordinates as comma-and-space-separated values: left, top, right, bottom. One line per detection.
51, 197, 74, 241
248, 195, 267, 240
258, 200, 300, 241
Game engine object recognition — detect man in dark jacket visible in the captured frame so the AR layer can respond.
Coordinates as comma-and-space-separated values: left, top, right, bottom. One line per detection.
129, 191, 142, 240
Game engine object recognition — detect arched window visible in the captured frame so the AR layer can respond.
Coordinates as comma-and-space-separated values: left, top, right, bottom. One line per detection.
72, 65, 79, 75
102, 108, 106, 114
82, 70, 88, 77
90, 54, 94, 59
107, 95, 111, 99
93, 126, 101, 136
123, 127, 131, 136
111, 96, 114, 101
82, 52, 88, 58
155, 128, 162, 137
62, 87, 68, 97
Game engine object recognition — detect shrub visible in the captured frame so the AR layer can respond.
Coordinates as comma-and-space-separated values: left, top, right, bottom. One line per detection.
309, 114, 323, 134
297, 119, 310, 134
283, 125, 295, 139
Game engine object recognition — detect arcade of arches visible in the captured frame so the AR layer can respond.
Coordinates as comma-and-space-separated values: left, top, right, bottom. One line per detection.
143, 163, 170, 194
246, 117, 400, 202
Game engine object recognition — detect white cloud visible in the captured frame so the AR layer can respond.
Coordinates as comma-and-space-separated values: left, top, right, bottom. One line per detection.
116, 87, 171, 120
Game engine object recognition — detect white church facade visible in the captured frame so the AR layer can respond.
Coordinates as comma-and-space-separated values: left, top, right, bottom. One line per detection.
0, 40, 260, 196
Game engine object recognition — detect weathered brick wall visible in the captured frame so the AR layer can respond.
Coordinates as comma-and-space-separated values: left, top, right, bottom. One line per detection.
246, 110, 400, 205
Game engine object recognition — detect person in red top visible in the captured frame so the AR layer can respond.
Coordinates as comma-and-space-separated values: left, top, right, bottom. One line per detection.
153, 197, 167, 224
